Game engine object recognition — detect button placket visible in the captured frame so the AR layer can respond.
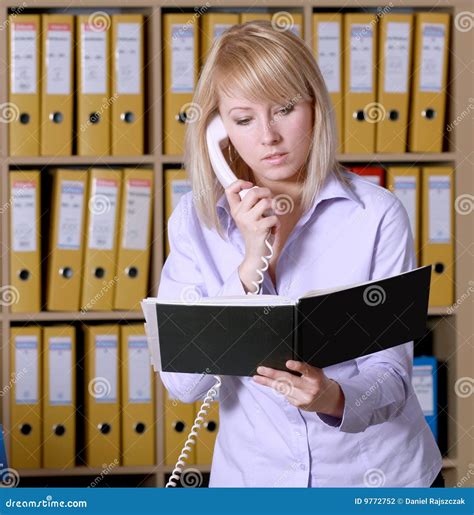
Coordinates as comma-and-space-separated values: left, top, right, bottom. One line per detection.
282, 401, 310, 473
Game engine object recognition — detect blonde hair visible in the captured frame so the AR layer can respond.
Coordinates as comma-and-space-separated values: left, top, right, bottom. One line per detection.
183, 20, 350, 240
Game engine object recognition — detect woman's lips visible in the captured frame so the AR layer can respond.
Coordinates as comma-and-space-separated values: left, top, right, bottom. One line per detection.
263, 152, 288, 164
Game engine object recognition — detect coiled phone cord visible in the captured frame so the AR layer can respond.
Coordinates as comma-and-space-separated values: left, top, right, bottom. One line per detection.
166, 231, 274, 487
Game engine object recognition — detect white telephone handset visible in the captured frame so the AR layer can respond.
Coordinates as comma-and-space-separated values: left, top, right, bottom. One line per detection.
206, 113, 275, 293
166, 114, 275, 488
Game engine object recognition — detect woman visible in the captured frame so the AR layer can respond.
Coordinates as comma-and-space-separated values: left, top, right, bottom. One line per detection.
158, 20, 444, 488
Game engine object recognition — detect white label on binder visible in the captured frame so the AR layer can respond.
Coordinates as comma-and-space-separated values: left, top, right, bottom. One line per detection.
94, 335, 118, 403
428, 175, 451, 243
46, 23, 72, 95
364, 175, 382, 185
11, 180, 37, 252
350, 24, 373, 93
15, 335, 38, 404
384, 22, 410, 94
412, 365, 434, 415
291, 24, 302, 38
171, 179, 192, 209
11, 23, 37, 94
49, 337, 72, 405
58, 180, 85, 250
394, 176, 417, 241
317, 22, 341, 93
171, 24, 195, 93
128, 336, 152, 403
213, 24, 232, 40
116, 23, 141, 95
88, 178, 119, 250
81, 23, 107, 94
122, 178, 152, 250
420, 23, 445, 93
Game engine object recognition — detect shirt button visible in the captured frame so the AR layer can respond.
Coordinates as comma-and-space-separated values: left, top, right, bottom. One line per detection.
299, 464, 306, 470
294, 430, 301, 437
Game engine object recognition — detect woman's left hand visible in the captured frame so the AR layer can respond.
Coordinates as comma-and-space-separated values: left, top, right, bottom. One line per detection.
253, 360, 345, 418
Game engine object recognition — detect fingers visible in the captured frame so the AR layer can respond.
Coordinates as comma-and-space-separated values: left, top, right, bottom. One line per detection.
254, 366, 305, 390
239, 186, 272, 213
250, 197, 274, 219
225, 180, 254, 212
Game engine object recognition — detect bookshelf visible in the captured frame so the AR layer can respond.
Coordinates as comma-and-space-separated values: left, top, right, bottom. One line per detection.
0, 0, 472, 489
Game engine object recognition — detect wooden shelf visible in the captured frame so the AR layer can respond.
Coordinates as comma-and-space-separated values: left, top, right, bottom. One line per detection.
162, 464, 211, 474
161, 152, 457, 165
17, 466, 158, 477
8, 311, 145, 322
428, 307, 455, 316
5, 0, 157, 7
442, 458, 457, 470
7, 155, 156, 166
5, 307, 452, 322
2, 0, 461, 6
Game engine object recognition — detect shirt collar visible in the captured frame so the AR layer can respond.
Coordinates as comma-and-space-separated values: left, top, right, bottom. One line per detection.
216, 171, 363, 237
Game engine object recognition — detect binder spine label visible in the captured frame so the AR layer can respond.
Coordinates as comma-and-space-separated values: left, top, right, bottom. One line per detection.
128, 336, 152, 403
171, 24, 194, 93
48, 337, 73, 405
88, 178, 119, 250
58, 180, 85, 250
81, 23, 107, 94
412, 364, 434, 415
14, 336, 39, 404
428, 175, 451, 243
94, 335, 118, 403
213, 24, 232, 39
46, 23, 72, 95
116, 23, 141, 95
349, 24, 373, 93
11, 180, 37, 252
11, 23, 37, 94
122, 179, 151, 250
317, 22, 341, 93
420, 23, 445, 92
384, 22, 410, 93
394, 176, 417, 239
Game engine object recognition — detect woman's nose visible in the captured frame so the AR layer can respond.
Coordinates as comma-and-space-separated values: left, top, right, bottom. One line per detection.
260, 118, 281, 145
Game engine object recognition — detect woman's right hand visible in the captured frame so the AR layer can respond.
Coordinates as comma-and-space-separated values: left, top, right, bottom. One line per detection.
225, 180, 280, 292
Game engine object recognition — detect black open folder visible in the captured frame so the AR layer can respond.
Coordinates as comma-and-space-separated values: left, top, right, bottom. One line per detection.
141, 265, 432, 377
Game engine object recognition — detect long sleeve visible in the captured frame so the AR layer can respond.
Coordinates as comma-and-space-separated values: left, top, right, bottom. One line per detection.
157, 193, 252, 403
317, 198, 417, 433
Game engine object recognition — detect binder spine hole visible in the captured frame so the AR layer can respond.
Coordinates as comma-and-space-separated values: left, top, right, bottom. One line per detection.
389, 110, 399, 121
434, 263, 445, 274
176, 110, 187, 124
121, 111, 135, 123
18, 269, 30, 281
19, 423, 32, 436
173, 421, 185, 433
205, 421, 217, 432
89, 112, 101, 124
19, 113, 30, 124
53, 424, 66, 436
59, 267, 73, 279
353, 110, 365, 121
49, 111, 64, 124
94, 267, 105, 279
134, 422, 146, 434
126, 266, 138, 278
98, 423, 111, 435
422, 108, 436, 120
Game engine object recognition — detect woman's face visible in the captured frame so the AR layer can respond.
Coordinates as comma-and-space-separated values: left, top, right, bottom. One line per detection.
218, 91, 314, 184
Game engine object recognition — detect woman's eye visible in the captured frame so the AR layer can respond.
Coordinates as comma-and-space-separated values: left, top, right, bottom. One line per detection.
236, 118, 250, 126
278, 105, 294, 115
